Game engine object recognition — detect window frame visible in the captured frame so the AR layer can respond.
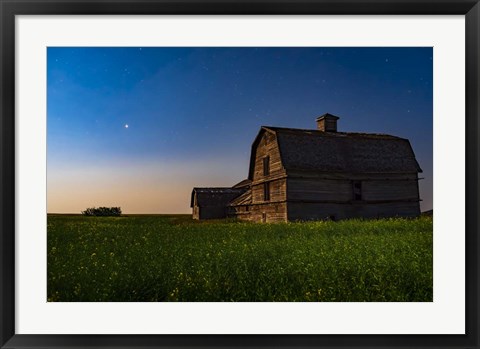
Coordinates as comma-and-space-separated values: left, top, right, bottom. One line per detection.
263, 156, 270, 176
352, 180, 362, 201
263, 182, 270, 201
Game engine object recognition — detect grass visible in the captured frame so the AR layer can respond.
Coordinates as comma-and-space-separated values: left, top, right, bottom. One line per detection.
47, 215, 433, 302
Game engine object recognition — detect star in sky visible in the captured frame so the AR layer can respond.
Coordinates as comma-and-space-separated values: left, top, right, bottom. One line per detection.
46, 47, 433, 213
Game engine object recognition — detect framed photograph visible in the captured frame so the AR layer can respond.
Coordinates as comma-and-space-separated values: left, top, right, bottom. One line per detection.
1, 0, 479, 348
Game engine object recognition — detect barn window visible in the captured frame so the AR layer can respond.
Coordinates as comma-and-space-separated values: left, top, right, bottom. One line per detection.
263, 156, 270, 176
263, 182, 270, 201
352, 181, 362, 201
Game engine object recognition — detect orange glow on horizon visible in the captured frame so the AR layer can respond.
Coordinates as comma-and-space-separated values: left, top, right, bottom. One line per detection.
47, 159, 247, 214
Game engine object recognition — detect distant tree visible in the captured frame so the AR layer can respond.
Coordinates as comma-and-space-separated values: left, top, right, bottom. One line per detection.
82, 207, 122, 217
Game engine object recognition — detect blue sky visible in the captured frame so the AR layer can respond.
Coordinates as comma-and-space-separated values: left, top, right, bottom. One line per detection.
47, 47, 433, 213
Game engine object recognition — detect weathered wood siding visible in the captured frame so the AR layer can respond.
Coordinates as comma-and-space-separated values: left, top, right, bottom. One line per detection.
239, 202, 287, 223
286, 172, 421, 221
252, 131, 286, 184
287, 174, 419, 202
288, 201, 420, 221
195, 206, 227, 220
251, 179, 286, 203
244, 130, 289, 222
192, 206, 200, 220
229, 203, 288, 223
287, 178, 351, 201
228, 205, 250, 218
362, 179, 418, 201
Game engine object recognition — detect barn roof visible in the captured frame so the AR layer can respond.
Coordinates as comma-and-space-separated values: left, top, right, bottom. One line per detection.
232, 179, 252, 189
228, 189, 252, 207
248, 126, 422, 179
190, 187, 246, 207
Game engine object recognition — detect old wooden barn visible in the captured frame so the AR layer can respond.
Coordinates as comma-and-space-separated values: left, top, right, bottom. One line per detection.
190, 180, 250, 220
192, 114, 422, 222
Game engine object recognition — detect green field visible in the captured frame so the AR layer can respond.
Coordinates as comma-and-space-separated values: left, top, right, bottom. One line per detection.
47, 215, 433, 302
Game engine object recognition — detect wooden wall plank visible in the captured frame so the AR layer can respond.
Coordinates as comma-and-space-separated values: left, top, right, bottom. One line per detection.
288, 201, 421, 221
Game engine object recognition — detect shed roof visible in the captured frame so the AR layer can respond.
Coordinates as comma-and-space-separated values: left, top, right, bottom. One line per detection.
228, 189, 252, 207
190, 187, 246, 207
248, 126, 422, 179
232, 179, 252, 189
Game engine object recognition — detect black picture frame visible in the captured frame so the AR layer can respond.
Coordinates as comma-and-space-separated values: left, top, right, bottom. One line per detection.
1, 0, 478, 348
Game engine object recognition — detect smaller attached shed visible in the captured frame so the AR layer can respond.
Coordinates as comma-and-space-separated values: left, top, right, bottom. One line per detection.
191, 187, 247, 220
227, 189, 252, 220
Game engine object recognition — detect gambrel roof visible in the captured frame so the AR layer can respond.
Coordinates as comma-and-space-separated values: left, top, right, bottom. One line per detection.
248, 126, 422, 179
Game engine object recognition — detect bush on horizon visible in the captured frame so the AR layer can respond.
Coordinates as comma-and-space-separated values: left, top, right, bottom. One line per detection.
81, 207, 122, 217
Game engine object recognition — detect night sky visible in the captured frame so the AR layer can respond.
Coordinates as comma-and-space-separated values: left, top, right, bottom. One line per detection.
47, 47, 433, 214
